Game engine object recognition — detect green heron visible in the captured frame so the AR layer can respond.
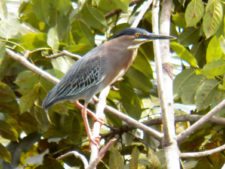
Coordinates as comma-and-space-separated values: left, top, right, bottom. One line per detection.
42, 28, 174, 145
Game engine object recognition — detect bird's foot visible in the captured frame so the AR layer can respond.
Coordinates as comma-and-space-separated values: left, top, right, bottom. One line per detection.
93, 117, 104, 125
89, 136, 101, 147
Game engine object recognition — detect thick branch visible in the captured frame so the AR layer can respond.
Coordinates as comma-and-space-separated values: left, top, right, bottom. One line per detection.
89, 87, 110, 167
177, 99, 225, 144
152, 0, 180, 168
6, 49, 59, 84
5, 48, 163, 141
180, 144, 225, 158
144, 114, 225, 126
104, 105, 163, 140
102, 115, 225, 139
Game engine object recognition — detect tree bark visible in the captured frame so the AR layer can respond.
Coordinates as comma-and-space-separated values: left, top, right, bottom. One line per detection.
152, 0, 180, 168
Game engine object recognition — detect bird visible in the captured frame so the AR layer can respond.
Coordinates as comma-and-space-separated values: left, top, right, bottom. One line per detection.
42, 27, 175, 145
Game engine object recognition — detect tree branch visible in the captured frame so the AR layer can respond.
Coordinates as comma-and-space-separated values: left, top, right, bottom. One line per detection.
46, 50, 81, 59
177, 99, 225, 144
144, 114, 225, 126
5, 48, 163, 141
89, 87, 110, 168
102, 115, 225, 139
131, 0, 153, 28
87, 138, 117, 169
180, 144, 225, 158
57, 151, 88, 169
6, 48, 59, 84
104, 104, 163, 140
152, 0, 180, 168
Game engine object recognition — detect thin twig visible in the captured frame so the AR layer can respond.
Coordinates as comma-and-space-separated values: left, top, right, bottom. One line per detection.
87, 138, 117, 169
177, 99, 225, 144
5, 48, 163, 141
180, 144, 225, 158
57, 151, 88, 168
46, 50, 81, 59
131, 0, 153, 28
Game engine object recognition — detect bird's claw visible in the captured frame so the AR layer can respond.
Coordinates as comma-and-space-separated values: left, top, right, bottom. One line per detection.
90, 136, 101, 147
94, 117, 104, 125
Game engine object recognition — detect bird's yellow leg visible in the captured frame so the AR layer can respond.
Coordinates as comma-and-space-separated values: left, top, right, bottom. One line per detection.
81, 103, 100, 146
75, 101, 104, 124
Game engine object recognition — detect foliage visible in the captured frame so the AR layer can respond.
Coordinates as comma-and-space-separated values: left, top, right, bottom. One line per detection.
0, 0, 225, 168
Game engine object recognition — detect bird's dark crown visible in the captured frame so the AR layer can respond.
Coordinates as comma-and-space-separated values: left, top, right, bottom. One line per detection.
112, 28, 150, 39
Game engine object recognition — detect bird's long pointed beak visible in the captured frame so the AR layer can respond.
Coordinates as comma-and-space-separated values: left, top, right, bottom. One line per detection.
146, 34, 176, 40
134, 34, 176, 42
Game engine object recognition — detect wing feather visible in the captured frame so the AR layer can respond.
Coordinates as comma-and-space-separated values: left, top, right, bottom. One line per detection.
42, 52, 104, 108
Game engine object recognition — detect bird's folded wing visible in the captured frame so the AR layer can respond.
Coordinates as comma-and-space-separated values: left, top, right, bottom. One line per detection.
42, 55, 105, 108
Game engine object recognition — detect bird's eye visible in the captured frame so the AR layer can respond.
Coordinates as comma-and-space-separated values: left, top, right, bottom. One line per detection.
135, 33, 141, 38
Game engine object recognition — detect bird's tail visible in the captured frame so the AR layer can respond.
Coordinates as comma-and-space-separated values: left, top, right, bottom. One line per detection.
42, 90, 57, 109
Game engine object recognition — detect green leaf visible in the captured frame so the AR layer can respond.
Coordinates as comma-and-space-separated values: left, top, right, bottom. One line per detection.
201, 60, 225, 78
32, 0, 52, 23
191, 40, 207, 67
218, 76, 225, 90
19, 1, 42, 30
98, 0, 130, 13
0, 120, 18, 141
15, 71, 40, 95
178, 0, 186, 6
0, 18, 24, 38
220, 35, 225, 54
53, 0, 71, 13
179, 28, 200, 46
18, 112, 39, 133
55, 14, 70, 40
0, 82, 20, 114
42, 156, 64, 169
70, 20, 95, 53
79, 5, 107, 31
195, 79, 219, 110
112, 0, 130, 12
0, 42, 5, 57
0, 143, 11, 163
203, 0, 223, 38
174, 69, 205, 104
172, 12, 186, 28
119, 80, 142, 119
92, 0, 101, 6
171, 42, 198, 67
126, 67, 152, 94
185, 0, 204, 27
206, 36, 224, 63
19, 83, 41, 113
132, 53, 153, 78
51, 56, 75, 74
15, 70, 50, 112
20, 32, 47, 50
129, 147, 139, 169
109, 147, 124, 169
47, 27, 59, 50
0, 0, 7, 19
